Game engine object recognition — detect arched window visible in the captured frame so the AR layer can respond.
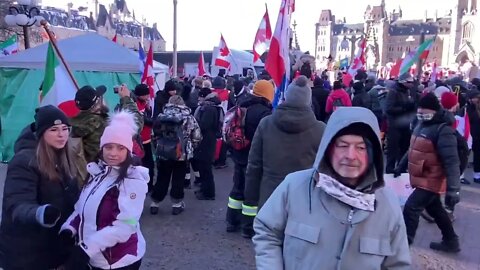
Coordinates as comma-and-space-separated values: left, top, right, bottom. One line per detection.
463, 21, 474, 42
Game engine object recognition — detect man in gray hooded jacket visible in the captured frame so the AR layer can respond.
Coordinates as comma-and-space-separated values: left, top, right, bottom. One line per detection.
253, 107, 411, 270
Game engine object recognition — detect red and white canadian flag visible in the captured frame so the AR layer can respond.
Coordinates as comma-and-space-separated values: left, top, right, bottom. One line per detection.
347, 38, 367, 76
215, 34, 231, 69
141, 42, 155, 99
253, 4, 272, 63
198, 51, 208, 76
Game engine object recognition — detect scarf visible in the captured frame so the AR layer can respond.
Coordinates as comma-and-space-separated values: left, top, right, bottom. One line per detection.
316, 173, 375, 212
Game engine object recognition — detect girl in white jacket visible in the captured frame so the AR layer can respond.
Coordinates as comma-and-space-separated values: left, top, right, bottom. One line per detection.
62, 111, 149, 270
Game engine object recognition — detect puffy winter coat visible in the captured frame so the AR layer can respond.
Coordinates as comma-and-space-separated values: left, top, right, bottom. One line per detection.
194, 93, 222, 162
62, 161, 149, 269
0, 125, 79, 270
230, 95, 272, 165
311, 85, 329, 122
408, 110, 460, 194
253, 107, 411, 270
325, 89, 352, 114
244, 103, 325, 210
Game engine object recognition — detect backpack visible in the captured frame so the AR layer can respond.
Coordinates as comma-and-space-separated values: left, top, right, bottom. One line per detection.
332, 97, 345, 111
223, 106, 249, 150
153, 114, 186, 161
437, 123, 469, 174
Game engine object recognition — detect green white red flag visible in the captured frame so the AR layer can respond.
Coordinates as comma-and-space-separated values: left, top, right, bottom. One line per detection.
399, 37, 435, 76
40, 42, 79, 117
0, 35, 18, 57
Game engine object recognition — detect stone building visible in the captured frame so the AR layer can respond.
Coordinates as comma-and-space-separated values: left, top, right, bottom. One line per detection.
6, 0, 165, 52
314, 0, 477, 70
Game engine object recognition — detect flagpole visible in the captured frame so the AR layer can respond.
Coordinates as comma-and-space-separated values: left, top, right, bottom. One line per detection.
173, 0, 178, 78
40, 20, 79, 91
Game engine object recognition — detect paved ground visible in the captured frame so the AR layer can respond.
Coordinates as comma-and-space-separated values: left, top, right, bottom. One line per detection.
1, 161, 479, 269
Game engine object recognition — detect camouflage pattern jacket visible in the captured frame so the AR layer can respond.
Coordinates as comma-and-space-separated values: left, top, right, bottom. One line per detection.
70, 111, 109, 163
159, 103, 202, 160
115, 96, 145, 134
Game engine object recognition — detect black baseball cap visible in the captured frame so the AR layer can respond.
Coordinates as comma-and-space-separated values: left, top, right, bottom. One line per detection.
75, 85, 106, 110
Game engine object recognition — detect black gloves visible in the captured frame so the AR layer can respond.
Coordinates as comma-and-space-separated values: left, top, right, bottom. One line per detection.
64, 245, 90, 270
59, 229, 75, 248
36, 204, 61, 227
445, 191, 460, 209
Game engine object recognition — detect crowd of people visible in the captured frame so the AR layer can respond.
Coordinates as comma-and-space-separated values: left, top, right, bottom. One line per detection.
0, 65, 477, 269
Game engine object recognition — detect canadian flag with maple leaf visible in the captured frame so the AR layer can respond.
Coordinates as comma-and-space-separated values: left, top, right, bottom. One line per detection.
141, 42, 155, 99
253, 4, 272, 63
214, 34, 231, 69
347, 38, 367, 76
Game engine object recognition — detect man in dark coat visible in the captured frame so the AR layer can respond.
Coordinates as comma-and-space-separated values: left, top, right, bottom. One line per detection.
401, 93, 461, 252
384, 73, 417, 173
352, 81, 373, 110
466, 89, 480, 183
311, 77, 329, 122
226, 80, 273, 236
228, 79, 252, 109
243, 76, 326, 238
153, 79, 177, 118
193, 88, 222, 200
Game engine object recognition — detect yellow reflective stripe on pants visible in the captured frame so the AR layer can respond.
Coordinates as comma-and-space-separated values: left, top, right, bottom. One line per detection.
228, 197, 243, 210
242, 204, 258, 217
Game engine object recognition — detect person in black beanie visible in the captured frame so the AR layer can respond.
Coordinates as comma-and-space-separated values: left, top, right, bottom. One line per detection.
0, 105, 79, 269
153, 79, 178, 118
400, 92, 461, 252
228, 79, 252, 109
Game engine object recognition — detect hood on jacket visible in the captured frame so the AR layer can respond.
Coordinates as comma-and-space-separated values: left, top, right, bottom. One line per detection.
329, 89, 348, 99
163, 103, 192, 117
272, 104, 318, 134
14, 123, 37, 153
313, 107, 384, 193
203, 92, 221, 105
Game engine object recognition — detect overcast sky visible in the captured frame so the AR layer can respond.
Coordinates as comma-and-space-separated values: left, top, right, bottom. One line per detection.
47, 0, 455, 53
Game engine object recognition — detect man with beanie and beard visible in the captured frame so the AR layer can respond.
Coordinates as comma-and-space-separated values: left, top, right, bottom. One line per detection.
243, 76, 326, 239
225, 80, 273, 235
402, 92, 461, 252
134, 84, 155, 192
253, 107, 410, 269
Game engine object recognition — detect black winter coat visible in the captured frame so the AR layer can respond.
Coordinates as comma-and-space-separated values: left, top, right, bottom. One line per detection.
385, 83, 416, 127
230, 96, 272, 165
311, 85, 329, 122
228, 88, 252, 110
352, 88, 373, 110
0, 125, 79, 270
467, 103, 480, 140
244, 104, 326, 208
194, 94, 222, 162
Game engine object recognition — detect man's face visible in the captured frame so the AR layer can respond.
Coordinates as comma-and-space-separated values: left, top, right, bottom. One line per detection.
330, 135, 369, 181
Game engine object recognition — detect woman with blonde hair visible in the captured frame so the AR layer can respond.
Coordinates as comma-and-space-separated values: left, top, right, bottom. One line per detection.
0, 105, 79, 270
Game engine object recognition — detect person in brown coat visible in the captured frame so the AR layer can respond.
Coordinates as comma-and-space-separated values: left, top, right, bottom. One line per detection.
402, 92, 461, 253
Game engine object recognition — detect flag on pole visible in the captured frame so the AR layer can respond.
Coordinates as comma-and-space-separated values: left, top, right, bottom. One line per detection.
138, 42, 146, 74
214, 34, 231, 69
141, 42, 155, 99
253, 4, 272, 63
112, 33, 118, 43
40, 42, 78, 117
339, 57, 349, 69
347, 38, 367, 76
399, 37, 435, 76
0, 35, 19, 56
198, 51, 208, 76
265, 0, 295, 107
389, 58, 403, 78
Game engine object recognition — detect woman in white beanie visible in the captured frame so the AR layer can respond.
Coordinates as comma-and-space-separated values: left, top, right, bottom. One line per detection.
62, 111, 149, 270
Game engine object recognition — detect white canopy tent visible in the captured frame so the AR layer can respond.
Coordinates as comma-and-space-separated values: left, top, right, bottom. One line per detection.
0, 33, 168, 74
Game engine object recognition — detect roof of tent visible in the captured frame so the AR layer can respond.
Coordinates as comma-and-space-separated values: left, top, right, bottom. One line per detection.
0, 33, 168, 73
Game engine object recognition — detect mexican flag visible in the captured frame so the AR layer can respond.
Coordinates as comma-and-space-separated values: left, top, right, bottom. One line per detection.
40, 42, 79, 117
0, 35, 18, 57
399, 37, 435, 76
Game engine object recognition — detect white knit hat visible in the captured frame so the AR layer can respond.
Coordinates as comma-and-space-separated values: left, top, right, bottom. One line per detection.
100, 111, 137, 152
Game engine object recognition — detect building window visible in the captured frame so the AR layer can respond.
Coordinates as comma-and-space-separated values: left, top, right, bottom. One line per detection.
463, 21, 474, 42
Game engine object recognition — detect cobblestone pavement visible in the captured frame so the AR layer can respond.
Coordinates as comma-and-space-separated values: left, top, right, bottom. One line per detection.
1, 161, 479, 269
